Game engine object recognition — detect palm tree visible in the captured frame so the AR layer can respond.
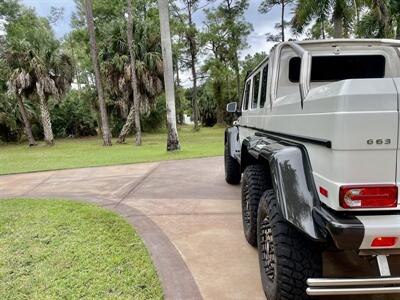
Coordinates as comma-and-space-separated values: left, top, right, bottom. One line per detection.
292, 0, 352, 38
126, 0, 142, 146
158, 0, 180, 151
369, 0, 393, 37
354, 0, 395, 38
84, 0, 112, 146
32, 51, 73, 145
7, 69, 37, 146
5, 30, 73, 145
100, 18, 164, 144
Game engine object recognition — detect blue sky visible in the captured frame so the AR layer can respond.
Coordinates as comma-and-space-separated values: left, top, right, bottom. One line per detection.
21, 0, 76, 37
21, 0, 294, 58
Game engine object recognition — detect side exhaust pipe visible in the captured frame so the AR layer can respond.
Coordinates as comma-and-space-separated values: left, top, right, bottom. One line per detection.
307, 256, 400, 296
306, 278, 400, 296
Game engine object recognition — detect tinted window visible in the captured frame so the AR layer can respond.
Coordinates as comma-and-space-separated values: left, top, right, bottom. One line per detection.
289, 55, 386, 82
252, 72, 260, 109
260, 65, 268, 108
242, 80, 251, 110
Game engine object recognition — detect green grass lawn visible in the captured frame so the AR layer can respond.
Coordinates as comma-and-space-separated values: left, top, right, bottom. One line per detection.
0, 199, 163, 300
0, 126, 225, 175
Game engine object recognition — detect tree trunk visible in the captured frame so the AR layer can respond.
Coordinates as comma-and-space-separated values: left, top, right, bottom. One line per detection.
333, 16, 343, 38
190, 51, 199, 129
158, 0, 181, 151
397, 15, 400, 40
117, 102, 135, 143
84, 0, 112, 146
353, 0, 359, 23
213, 79, 224, 125
234, 50, 241, 102
16, 95, 37, 146
127, 0, 142, 146
121, 95, 129, 119
281, 1, 285, 42
36, 85, 54, 145
174, 59, 184, 125
379, 1, 391, 38
187, 6, 199, 130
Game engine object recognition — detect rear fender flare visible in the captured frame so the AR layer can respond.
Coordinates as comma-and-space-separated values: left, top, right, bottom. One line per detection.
242, 135, 322, 241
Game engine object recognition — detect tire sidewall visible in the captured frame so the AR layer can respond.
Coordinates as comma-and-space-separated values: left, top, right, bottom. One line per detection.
257, 193, 278, 299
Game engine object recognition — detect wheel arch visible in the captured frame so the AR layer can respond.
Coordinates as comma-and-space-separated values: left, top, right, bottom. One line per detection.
242, 135, 324, 241
225, 126, 240, 160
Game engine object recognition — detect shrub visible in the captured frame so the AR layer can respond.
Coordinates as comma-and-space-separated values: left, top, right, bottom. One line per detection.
51, 90, 97, 138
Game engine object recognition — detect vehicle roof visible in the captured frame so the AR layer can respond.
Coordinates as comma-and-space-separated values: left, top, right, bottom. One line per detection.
246, 39, 400, 80
295, 38, 400, 47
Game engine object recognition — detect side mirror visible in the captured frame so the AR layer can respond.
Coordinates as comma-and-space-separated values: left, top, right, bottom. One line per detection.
226, 102, 237, 113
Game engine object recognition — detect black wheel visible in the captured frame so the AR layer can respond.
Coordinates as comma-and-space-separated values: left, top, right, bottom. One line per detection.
257, 190, 322, 300
224, 142, 241, 184
241, 165, 268, 246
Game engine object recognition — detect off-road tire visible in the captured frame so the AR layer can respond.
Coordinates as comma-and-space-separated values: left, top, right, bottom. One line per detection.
257, 189, 322, 300
241, 165, 268, 246
224, 142, 241, 184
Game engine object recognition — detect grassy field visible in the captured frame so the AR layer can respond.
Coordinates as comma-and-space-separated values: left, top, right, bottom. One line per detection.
0, 199, 163, 300
0, 126, 225, 175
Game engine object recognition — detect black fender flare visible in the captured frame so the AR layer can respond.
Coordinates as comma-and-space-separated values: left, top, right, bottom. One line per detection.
242, 134, 323, 241
225, 126, 240, 161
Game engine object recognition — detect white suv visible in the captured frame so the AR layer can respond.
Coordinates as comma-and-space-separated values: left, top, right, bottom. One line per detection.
225, 39, 400, 299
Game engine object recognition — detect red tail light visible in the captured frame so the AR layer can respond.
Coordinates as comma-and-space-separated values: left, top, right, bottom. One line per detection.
339, 185, 398, 208
371, 237, 397, 247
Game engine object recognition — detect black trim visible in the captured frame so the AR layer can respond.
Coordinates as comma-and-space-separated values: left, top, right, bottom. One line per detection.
313, 206, 364, 250
239, 125, 332, 148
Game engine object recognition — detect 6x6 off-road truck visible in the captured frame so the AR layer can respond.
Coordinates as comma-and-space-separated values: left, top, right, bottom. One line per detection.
224, 39, 400, 299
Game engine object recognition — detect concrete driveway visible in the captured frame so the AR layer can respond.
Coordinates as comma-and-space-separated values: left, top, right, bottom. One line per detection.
0, 156, 399, 300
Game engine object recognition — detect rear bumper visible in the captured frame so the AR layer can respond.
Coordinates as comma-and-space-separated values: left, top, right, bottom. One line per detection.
313, 206, 400, 250
313, 206, 364, 250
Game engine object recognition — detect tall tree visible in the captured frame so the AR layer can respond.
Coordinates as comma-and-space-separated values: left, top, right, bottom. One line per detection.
292, 0, 352, 38
100, 16, 164, 143
158, 0, 180, 150
4, 7, 73, 145
171, 0, 201, 130
125, 0, 141, 145
204, 0, 252, 103
84, 0, 112, 146
7, 70, 37, 146
354, 0, 395, 38
393, 0, 400, 39
259, 0, 294, 42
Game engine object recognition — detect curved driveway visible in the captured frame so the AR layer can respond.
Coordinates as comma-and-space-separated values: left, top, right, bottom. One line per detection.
0, 156, 399, 300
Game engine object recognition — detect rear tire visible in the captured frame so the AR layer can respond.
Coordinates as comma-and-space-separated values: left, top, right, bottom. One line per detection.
257, 190, 322, 300
224, 142, 241, 184
241, 165, 268, 246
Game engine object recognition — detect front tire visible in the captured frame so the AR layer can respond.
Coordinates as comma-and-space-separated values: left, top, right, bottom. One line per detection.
257, 190, 322, 300
241, 165, 268, 246
224, 142, 241, 184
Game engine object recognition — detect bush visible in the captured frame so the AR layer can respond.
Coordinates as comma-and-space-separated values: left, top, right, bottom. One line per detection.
51, 90, 97, 138
141, 95, 166, 132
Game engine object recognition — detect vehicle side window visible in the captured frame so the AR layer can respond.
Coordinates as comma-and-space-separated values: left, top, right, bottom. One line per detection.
242, 80, 251, 110
289, 55, 385, 82
251, 72, 260, 109
260, 65, 268, 108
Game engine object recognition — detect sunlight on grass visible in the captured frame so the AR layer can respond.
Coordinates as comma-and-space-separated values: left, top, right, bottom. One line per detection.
0, 199, 163, 300
0, 126, 225, 175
